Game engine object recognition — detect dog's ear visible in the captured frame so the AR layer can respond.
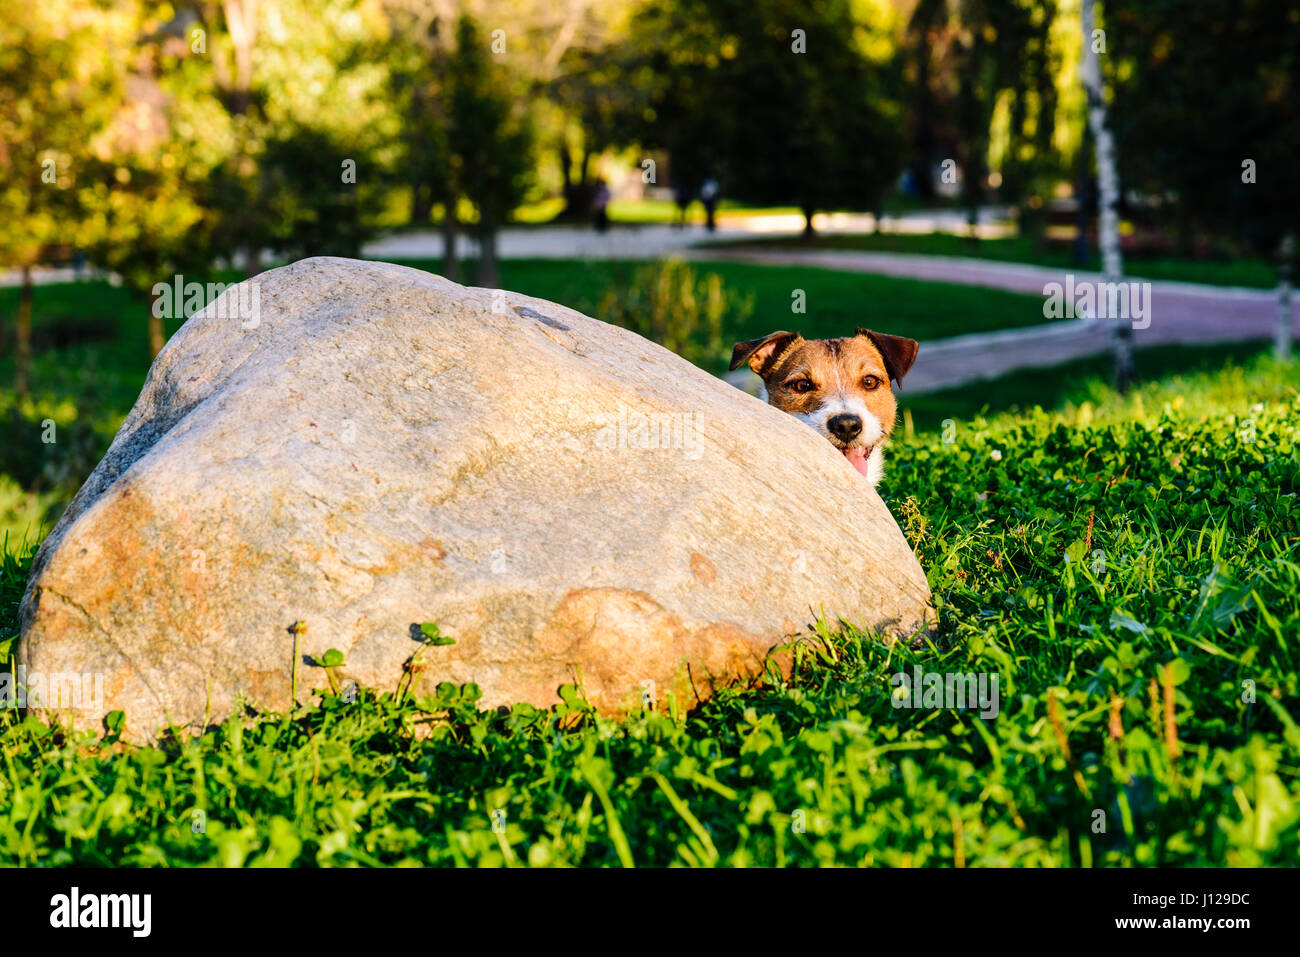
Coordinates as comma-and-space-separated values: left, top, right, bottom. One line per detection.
857, 329, 919, 385
730, 331, 802, 375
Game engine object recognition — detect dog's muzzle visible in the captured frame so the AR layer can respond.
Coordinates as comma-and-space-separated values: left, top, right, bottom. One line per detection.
827, 414, 863, 443
825, 414, 873, 477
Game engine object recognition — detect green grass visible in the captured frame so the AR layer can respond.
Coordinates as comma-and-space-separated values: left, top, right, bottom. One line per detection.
396, 257, 1054, 362
712, 232, 1281, 289
0, 281, 155, 544
0, 351, 1297, 866
902, 341, 1274, 432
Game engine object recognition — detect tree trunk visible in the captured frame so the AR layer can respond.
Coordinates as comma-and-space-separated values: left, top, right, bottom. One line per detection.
1276, 232, 1295, 360
802, 208, 816, 241
912, 61, 935, 201
16, 265, 33, 396
1073, 130, 1093, 268
441, 211, 458, 281
477, 222, 499, 288
222, 0, 259, 116
558, 144, 595, 221
1081, 0, 1134, 393
411, 182, 433, 226
148, 288, 166, 359
242, 244, 261, 279
559, 144, 574, 214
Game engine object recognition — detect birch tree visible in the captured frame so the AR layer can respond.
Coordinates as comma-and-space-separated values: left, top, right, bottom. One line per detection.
1081, 0, 1134, 393
1276, 233, 1294, 360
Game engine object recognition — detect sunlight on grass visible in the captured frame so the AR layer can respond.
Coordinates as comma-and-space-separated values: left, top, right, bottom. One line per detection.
0, 352, 1297, 866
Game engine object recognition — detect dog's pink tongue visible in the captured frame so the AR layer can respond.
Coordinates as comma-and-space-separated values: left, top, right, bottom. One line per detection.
843, 447, 870, 477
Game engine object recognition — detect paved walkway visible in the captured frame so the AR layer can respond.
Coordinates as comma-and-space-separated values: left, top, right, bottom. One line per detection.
360, 207, 1015, 262
704, 248, 1294, 394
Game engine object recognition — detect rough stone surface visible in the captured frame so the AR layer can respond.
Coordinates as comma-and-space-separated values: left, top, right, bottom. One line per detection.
19, 256, 933, 740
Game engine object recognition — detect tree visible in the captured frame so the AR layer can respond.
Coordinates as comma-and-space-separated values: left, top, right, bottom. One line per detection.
633, 0, 903, 238
0, 0, 127, 392
903, 0, 1065, 235
76, 143, 215, 358
1081, 0, 1133, 392
385, 1, 460, 277
543, 0, 645, 220
626, 0, 726, 205
185, 0, 402, 275
1108, 0, 1300, 358
73, 6, 231, 358
446, 16, 533, 287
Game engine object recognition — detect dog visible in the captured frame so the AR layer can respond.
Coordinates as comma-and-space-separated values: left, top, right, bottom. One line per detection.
730, 329, 919, 487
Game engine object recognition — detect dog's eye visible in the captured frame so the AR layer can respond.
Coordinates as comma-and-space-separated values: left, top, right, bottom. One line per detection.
862, 375, 881, 391
789, 378, 816, 394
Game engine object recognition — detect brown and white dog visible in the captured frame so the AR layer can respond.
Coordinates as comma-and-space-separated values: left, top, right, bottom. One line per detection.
730, 329, 919, 487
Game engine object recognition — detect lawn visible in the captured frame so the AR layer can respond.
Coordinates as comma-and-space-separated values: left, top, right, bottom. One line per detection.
901, 341, 1274, 432
711, 232, 1281, 290
397, 257, 1055, 361
0, 348, 1296, 866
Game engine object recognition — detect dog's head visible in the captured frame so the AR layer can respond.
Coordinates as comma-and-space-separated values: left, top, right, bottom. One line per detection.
730, 328, 918, 484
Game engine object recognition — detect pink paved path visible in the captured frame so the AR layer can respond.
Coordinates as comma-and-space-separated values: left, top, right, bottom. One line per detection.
700, 249, 1295, 394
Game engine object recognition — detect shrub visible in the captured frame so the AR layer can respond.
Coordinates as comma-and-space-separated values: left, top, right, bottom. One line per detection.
595, 258, 754, 371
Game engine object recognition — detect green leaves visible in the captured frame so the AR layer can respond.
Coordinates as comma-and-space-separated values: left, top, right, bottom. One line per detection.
1109, 611, 1149, 635
419, 623, 456, 646
101, 710, 126, 744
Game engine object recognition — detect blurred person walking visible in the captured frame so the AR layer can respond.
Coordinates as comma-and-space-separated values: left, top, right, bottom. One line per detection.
592, 179, 611, 233
700, 178, 720, 232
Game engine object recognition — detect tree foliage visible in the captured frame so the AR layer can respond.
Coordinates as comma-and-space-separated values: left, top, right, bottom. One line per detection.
631, 0, 904, 234
1109, 0, 1300, 258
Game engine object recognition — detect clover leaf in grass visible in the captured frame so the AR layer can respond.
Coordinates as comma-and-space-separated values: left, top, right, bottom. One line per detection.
102, 709, 126, 743
1109, 611, 1148, 634
1165, 658, 1191, 686
419, 622, 456, 646
317, 648, 346, 696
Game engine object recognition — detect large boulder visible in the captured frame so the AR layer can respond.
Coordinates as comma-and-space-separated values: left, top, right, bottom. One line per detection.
18, 257, 933, 740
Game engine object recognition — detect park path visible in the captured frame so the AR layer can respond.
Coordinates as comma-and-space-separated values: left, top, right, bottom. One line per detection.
359, 206, 1015, 262
696, 248, 1294, 394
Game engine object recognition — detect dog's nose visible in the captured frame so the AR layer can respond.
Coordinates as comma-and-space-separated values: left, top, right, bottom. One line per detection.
827, 414, 863, 442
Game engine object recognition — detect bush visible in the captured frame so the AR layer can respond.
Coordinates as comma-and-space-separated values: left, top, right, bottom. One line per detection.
594, 258, 754, 370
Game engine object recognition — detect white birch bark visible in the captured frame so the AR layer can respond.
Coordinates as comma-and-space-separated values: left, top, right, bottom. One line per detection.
1081, 0, 1134, 389
1276, 232, 1294, 360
